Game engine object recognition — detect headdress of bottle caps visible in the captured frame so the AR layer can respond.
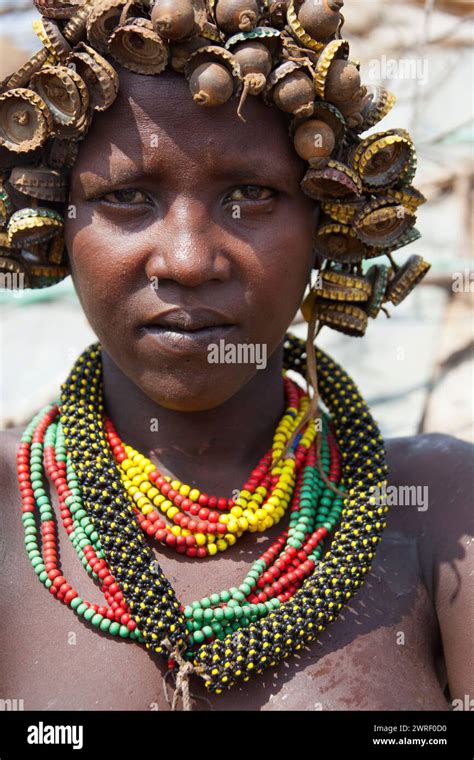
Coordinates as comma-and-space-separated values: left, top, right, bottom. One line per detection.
0, 0, 430, 337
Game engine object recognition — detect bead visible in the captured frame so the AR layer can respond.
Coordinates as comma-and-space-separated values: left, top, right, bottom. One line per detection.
19, 335, 388, 697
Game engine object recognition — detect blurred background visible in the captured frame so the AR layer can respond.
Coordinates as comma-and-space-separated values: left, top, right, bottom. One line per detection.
0, 0, 473, 442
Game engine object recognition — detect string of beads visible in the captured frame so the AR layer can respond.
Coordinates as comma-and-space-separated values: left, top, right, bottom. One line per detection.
18, 333, 388, 693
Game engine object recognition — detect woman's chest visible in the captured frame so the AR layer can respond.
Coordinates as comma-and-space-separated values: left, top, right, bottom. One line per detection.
1, 519, 449, 711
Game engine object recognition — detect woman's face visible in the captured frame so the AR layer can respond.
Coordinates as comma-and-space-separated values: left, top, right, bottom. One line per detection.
65, 68, 318, 411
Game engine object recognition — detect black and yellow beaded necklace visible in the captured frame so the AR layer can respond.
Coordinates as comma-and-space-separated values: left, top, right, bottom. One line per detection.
19, 333, 388, 703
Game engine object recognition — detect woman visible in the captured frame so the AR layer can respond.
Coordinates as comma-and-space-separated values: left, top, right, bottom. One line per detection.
0, 0, 472, 712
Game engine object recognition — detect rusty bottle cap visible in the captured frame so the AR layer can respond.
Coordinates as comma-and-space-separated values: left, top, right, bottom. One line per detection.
353, 198, 416, 249
320, 198, 365, 225
151, 0, 201, 41
3, 49, 50, 91
226, 30, 281, 119
30, 65, 90, 126
54, 108, 92, 140
185, 46, 242, 107
287, 0, 330, 53
315, 221, 377, 264
170, 35, 215, 73
301, 159, 362, 201
32, 17, 72, 62
352, 129, 416, 191
86, 0, 133, 54
109, 19, 170, 75
384, 186, 426, 212
265, 59, 315, 117
359, 84, 396, 133
210, 0, 261, 35
67, 43, 119, 112
0, 89, 54, 154
7, 206, 64, 247
43, 137, 79, 169
365, 264, 390, 319
0, 253, 31, 288
295, 0, 344, 42
316, 268, 371, 302
313, 38, 349, 99
9, 166, 68, 203
314, 299, 368, 337
33, 0, 87, 21
385, 254, 431, 306
63, 3, 94, 44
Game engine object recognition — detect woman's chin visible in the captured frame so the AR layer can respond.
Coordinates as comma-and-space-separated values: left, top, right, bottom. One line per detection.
136, 366, 258, 413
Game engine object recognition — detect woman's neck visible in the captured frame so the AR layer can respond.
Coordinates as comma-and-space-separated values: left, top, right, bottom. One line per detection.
101, 344, 287, 494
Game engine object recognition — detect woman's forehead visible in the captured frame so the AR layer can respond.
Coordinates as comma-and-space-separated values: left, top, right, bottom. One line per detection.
72, 67, 301, 181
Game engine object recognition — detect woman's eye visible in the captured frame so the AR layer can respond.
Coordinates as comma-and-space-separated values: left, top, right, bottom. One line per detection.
226, 185, 274, 202
99, 189, 152, 205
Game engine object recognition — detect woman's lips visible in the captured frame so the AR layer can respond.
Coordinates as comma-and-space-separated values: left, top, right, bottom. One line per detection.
140, 324, 237, 355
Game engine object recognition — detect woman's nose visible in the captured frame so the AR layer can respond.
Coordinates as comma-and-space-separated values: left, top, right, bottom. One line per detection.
144, 197, 232, 288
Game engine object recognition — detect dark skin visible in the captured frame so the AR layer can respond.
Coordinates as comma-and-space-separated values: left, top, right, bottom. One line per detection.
65, 70, 318, 485
1, 70, 473, 711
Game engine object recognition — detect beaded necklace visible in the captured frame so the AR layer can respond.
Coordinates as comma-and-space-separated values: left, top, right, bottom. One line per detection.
103, 375, 321, 558
18, 333, 388, 696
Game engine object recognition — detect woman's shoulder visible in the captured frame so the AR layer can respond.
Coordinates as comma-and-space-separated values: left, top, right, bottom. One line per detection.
385, 431, 473, 559
386, 430, 473, 474
385, 431, 473, 523
385, 432, 474, 703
